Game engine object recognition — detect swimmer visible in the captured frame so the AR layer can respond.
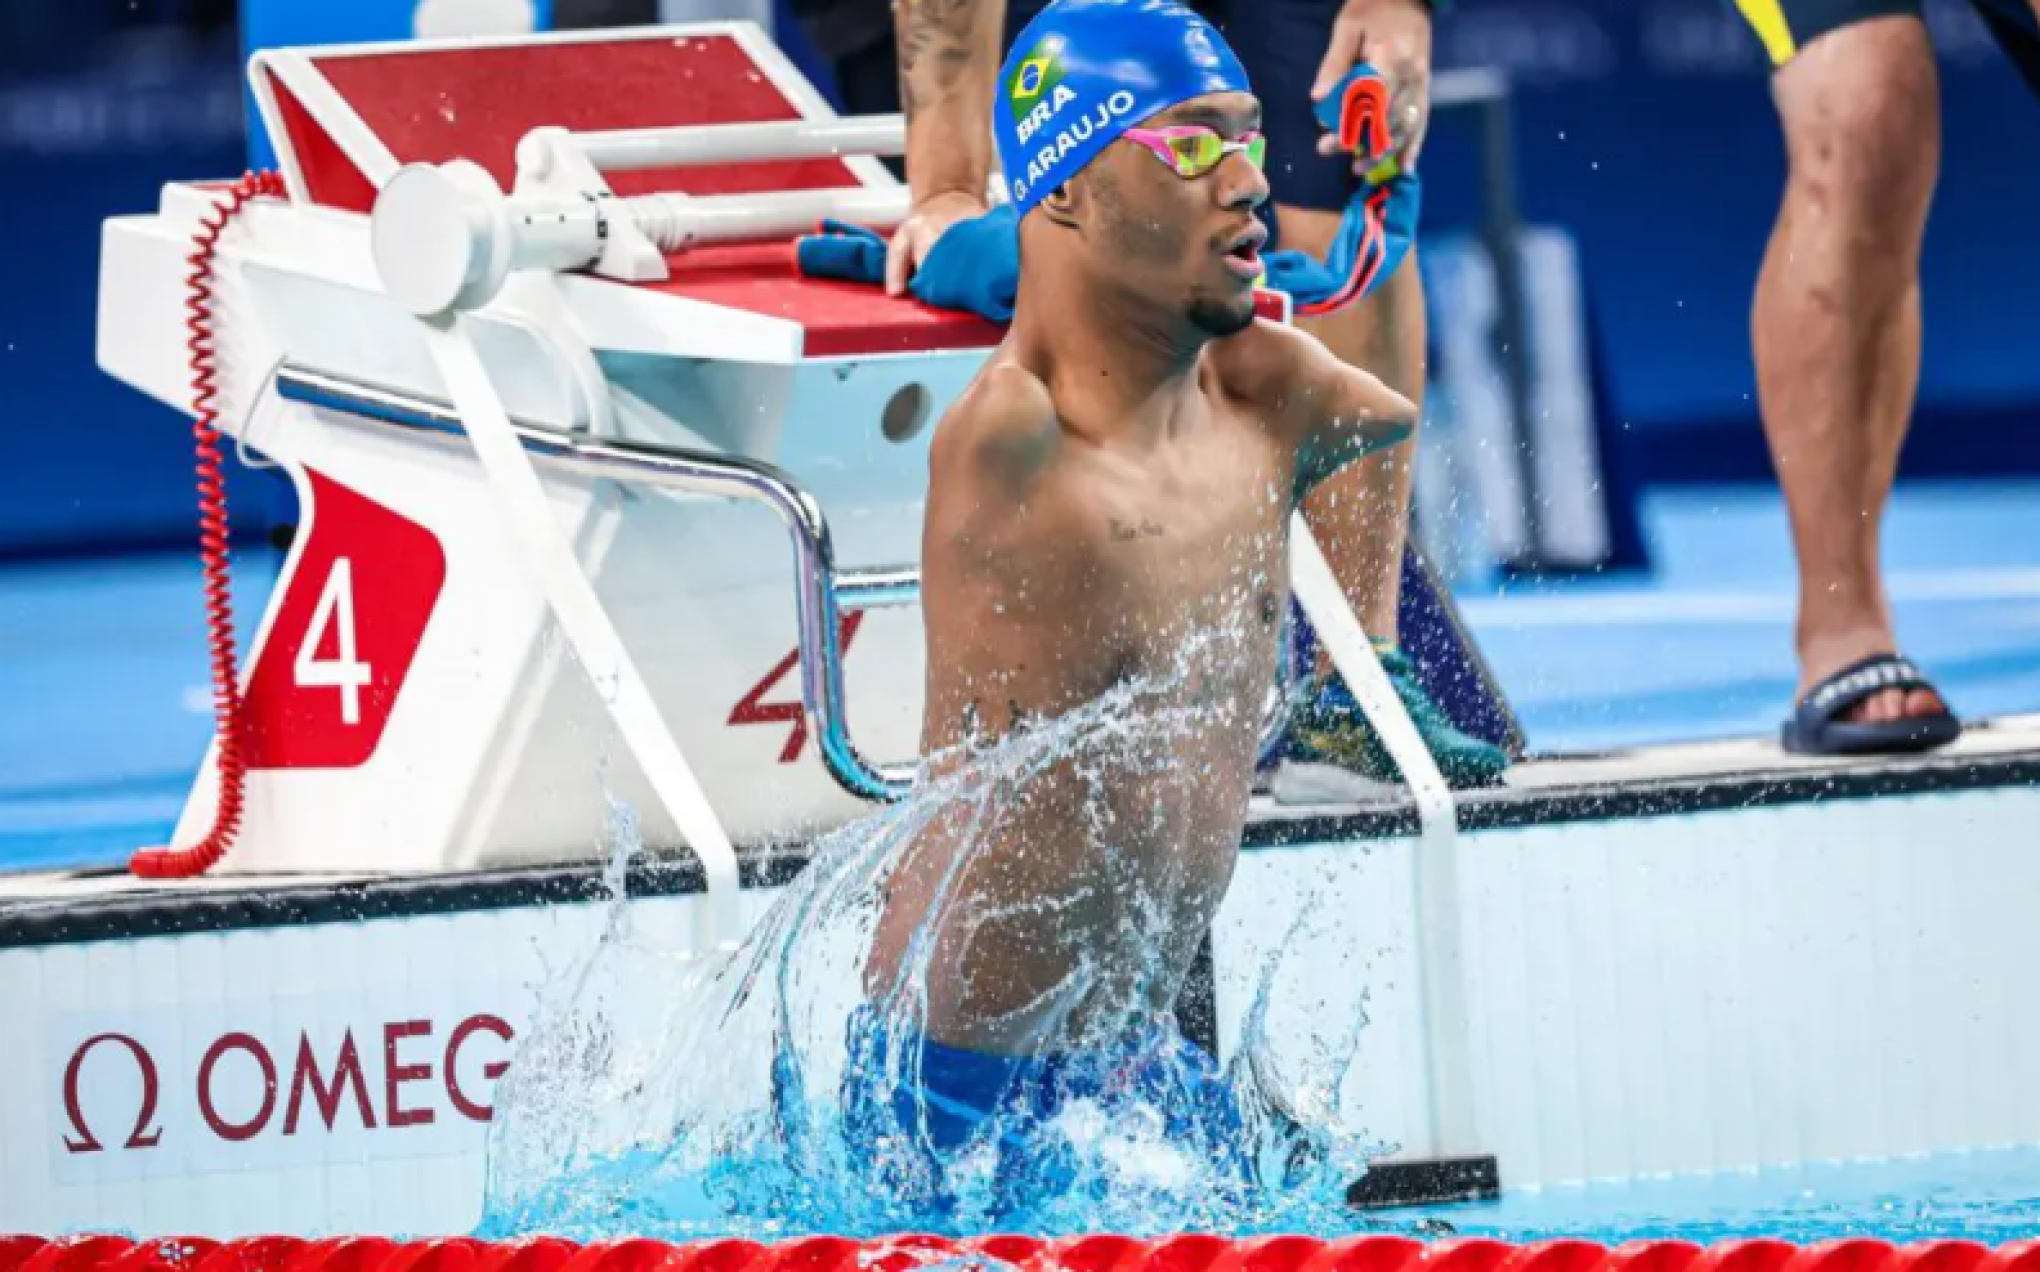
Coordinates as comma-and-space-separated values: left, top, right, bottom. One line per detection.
853, 0, 1414, 1162
790, 0, 1509, 791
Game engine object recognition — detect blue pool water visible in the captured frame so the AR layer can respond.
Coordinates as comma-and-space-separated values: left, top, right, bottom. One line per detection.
461, 686, 2040, 1247
1389, 1148, 2040, 1245
474, 685, 1390, 1242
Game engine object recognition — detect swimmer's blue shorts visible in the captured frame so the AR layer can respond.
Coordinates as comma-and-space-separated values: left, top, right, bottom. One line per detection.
833, 1007, 1251, 1213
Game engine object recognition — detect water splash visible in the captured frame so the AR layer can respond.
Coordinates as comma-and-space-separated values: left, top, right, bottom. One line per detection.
476, 648, 1401, 1241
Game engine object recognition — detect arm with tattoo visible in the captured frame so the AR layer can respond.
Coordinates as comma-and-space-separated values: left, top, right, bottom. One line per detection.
887, 0, 1005, 292
897, 0, 1002, 201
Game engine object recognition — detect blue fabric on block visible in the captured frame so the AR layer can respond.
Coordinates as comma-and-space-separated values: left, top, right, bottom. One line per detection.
797, 205, 1021, 322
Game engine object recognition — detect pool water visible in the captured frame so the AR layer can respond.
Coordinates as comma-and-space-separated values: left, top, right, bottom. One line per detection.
475, 672, 1400, 1243
466, 670, 2040, 1248
1389, 1148, 2040, 1245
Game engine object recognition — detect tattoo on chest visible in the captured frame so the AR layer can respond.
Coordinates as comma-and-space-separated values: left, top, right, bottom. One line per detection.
1261, 590, 1281, 627
1109, 517, 1167, 542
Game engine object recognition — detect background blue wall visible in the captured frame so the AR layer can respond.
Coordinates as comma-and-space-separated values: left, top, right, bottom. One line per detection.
0, 0, 2033, 558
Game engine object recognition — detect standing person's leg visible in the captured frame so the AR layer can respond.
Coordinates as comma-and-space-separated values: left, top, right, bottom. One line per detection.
1218, 0, 1509, 788
1734, 0, 1961, 753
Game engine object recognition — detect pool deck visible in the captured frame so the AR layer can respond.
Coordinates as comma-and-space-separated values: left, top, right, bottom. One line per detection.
5, 710, 2034, 941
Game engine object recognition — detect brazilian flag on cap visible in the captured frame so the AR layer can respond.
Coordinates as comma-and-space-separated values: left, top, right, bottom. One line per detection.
993, 0, 1250, 218
1007, 34, 1066, 114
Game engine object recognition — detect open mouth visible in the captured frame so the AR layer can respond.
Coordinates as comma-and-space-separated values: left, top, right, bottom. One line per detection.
1221, 225, 1268, 277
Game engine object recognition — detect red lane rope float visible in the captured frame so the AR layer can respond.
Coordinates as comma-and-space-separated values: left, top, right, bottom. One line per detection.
20, 1237, 141, 1272
7, 1238, 2040, 1272
1888, 1247, 1990, 1272
1, 1239, 50, 1272
105, 1241, 220, 1272
1600, 1244, 1702, 1272
128, 167, 289, 881
477, 1241, 577, 1272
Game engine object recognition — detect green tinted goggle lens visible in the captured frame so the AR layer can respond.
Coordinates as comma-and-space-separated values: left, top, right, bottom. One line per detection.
1164, 131, 1266, 176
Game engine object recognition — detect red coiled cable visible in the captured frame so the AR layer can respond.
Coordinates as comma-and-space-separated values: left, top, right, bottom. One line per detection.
129, 169, 288, 880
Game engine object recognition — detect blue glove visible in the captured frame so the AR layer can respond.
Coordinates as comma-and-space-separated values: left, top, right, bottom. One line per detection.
794, 206, 1017, 323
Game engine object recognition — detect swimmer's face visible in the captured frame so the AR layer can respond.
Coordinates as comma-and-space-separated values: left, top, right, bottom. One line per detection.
1076, 92, 1270, 337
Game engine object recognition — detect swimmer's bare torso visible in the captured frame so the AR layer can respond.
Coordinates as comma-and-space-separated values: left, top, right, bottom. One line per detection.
867, 318, 1412, 1055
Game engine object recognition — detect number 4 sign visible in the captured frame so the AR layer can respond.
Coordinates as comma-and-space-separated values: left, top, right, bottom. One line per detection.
295, 557, 373, 725
240, 471, 447, 770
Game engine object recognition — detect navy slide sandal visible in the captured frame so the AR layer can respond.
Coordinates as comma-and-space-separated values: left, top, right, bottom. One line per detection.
1781, 652, 1964, 756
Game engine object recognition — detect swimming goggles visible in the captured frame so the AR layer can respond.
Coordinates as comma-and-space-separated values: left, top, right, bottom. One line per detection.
1120, 126, 1267, 179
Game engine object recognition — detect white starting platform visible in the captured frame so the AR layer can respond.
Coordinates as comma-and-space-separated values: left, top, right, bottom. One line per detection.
5, 21, 2040, 1240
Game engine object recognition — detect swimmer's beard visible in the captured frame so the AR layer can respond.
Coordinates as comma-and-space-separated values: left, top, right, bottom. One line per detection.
1186, 291, 1259, 338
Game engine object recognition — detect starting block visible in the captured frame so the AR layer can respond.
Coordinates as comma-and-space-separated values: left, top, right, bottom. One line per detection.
99, 23, 1023, 881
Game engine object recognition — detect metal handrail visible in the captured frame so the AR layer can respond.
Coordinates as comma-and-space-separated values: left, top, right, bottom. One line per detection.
278, 365, 913, 802
276, 364, 1294, 805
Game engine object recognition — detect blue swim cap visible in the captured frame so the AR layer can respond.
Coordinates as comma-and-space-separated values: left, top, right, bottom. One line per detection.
994, 0, 1252, 219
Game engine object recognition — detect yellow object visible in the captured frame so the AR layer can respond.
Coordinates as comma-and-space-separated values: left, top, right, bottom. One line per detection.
1733, 0, 1800, 65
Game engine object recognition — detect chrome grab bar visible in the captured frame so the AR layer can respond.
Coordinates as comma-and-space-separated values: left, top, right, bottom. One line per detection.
276, 365, 1293, 805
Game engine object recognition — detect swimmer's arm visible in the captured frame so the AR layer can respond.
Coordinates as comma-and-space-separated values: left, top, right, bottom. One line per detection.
1215, 322, 1416, 497
922, 366, 1062, 602
1284, 324, 1415, 495
896, 0, 1005, 207
1293, 357, 1416, 498
919, 370, 1063, 752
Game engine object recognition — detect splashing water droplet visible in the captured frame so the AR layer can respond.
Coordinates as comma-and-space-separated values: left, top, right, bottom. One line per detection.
476, 627, 1391, 1240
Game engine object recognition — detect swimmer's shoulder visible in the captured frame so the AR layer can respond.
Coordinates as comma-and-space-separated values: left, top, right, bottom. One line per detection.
1202, 318, 1337, 428
930, 359, 1064, 503
1205, 318, 1415, 443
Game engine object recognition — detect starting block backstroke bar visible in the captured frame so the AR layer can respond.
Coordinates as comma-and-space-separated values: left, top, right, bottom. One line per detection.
276, 365, 919, 804
515, 71, 1508, 178
518, 116, 907, 176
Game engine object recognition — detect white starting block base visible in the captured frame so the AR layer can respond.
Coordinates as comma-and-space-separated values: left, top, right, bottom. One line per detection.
97, 23, 1014, 878
6, 718, 2039, 1235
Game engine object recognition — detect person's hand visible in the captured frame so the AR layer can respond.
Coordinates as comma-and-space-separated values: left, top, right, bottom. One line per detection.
1312, 0, 1435, 175
886, 190, 990, 296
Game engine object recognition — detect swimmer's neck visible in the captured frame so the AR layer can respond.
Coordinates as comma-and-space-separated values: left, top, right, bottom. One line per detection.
1011, 277, 1209, 433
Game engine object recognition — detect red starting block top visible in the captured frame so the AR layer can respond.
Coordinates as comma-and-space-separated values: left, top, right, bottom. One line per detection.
251, 26, 1004, 357
650, 242, 1005, 357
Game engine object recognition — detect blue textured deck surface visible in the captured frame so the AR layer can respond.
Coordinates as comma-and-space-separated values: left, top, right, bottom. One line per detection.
5, 479, 2039, 873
